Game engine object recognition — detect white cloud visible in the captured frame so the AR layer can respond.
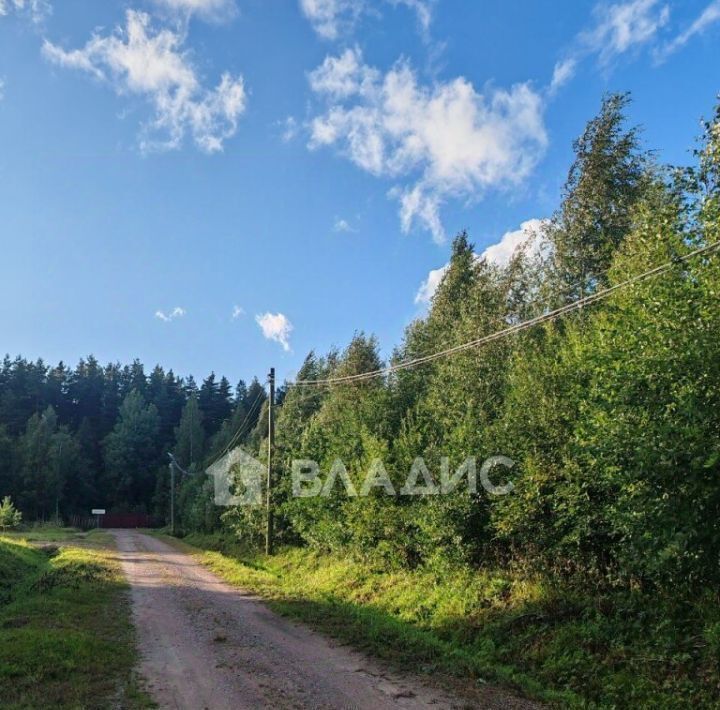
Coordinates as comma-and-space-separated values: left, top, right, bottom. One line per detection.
394, 184, 446, 243
480, 218, 548, 267
658, 0, 720, 58
308, 47, 379, 99
0, 78, 4, 100
231, 305, 245, 319
584, 0, 670, 65
414, 263, 448, 304
548, 0, 671, 94
0, 0, 50, 23
308, 48, 547, 243
256, 312, 293, 352
333, 217, 356, 233
151, 0, 236, 22
299, 0, 359, 40
299, 0, 434, 40
155, 306, 186, 322
414, 218, 547, 304
549, 58, 577, 94
43, 10, 246, 153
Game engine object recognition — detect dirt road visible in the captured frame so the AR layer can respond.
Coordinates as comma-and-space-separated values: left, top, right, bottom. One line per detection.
113, 530, 535, 710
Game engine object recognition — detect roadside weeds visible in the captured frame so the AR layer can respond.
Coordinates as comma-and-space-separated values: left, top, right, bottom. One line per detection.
0, 529, 153, 710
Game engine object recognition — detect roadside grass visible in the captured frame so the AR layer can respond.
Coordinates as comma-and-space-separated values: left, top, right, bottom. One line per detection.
0, 531, 152, 709
169, 532, 720, 709
2, 526, 113, 547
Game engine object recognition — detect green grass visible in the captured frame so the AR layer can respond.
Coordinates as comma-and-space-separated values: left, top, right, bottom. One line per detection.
0, 531, 152, 709
1, 526, 112, 546
168, 532, 720, 709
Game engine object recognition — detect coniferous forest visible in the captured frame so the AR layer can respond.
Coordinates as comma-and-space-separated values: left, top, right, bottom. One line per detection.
0, 355, 267, 522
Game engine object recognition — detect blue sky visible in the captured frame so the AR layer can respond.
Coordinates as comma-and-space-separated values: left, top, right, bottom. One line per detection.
0, 0, 718, 386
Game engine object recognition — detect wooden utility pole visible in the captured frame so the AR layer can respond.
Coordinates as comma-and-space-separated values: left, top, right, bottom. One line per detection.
167, 453, 189, 537
169, 461, 175, 536
265, 367, 275, 555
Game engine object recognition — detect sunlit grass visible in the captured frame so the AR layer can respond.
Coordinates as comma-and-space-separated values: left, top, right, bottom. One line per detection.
170, 532, 720, 708
1, 526, 112, 547
0, 532, 151, 709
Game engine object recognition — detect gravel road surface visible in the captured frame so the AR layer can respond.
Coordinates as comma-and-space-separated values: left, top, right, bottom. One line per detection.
113, 530, 537, 710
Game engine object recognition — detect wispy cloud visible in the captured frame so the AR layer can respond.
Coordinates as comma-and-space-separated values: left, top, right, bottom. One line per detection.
155, 306, 186, 322
583, 0, 670, 65
0, 0, 50, 23
299, 0, 434, 40
231, 305, 245, 319
657, 0, 720, 59
547, 0, 670, 95
150, 0, 237, 22
0, 78, 4, 100
387, 0, 434, 35
43, 10, 246, 153
549, 58, 577, 95
279, 115, 300, 142
299, 0, 360, 40
308, 47, 547, 243
333, 217, 356, 233
256, 312, 293, 351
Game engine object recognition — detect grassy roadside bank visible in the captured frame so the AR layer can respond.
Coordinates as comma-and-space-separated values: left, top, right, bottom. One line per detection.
0, 528, 150, 709
166, 532, 720, 709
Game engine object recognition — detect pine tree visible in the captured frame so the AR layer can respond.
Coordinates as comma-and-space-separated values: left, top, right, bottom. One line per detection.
0, 496, 22, 531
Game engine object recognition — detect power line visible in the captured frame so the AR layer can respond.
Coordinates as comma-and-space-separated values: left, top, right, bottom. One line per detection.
265, 367, 276, 555
205, 384, 268, 468
292, 239, 720, 387
219, 388, 266, 456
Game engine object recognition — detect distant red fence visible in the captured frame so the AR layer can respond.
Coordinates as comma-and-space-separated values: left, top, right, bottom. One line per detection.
100, 513, 156, 529
67, 512, 160, 530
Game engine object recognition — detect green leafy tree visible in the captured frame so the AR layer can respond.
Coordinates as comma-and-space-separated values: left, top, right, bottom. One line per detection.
282, 334, 393, 555
547, 92, 649, 302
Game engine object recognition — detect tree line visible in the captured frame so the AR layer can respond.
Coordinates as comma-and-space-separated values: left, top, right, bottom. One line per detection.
0, 355, 267, 521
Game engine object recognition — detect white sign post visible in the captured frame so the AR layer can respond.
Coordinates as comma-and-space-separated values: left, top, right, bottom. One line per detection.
91, 509, 106, 529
